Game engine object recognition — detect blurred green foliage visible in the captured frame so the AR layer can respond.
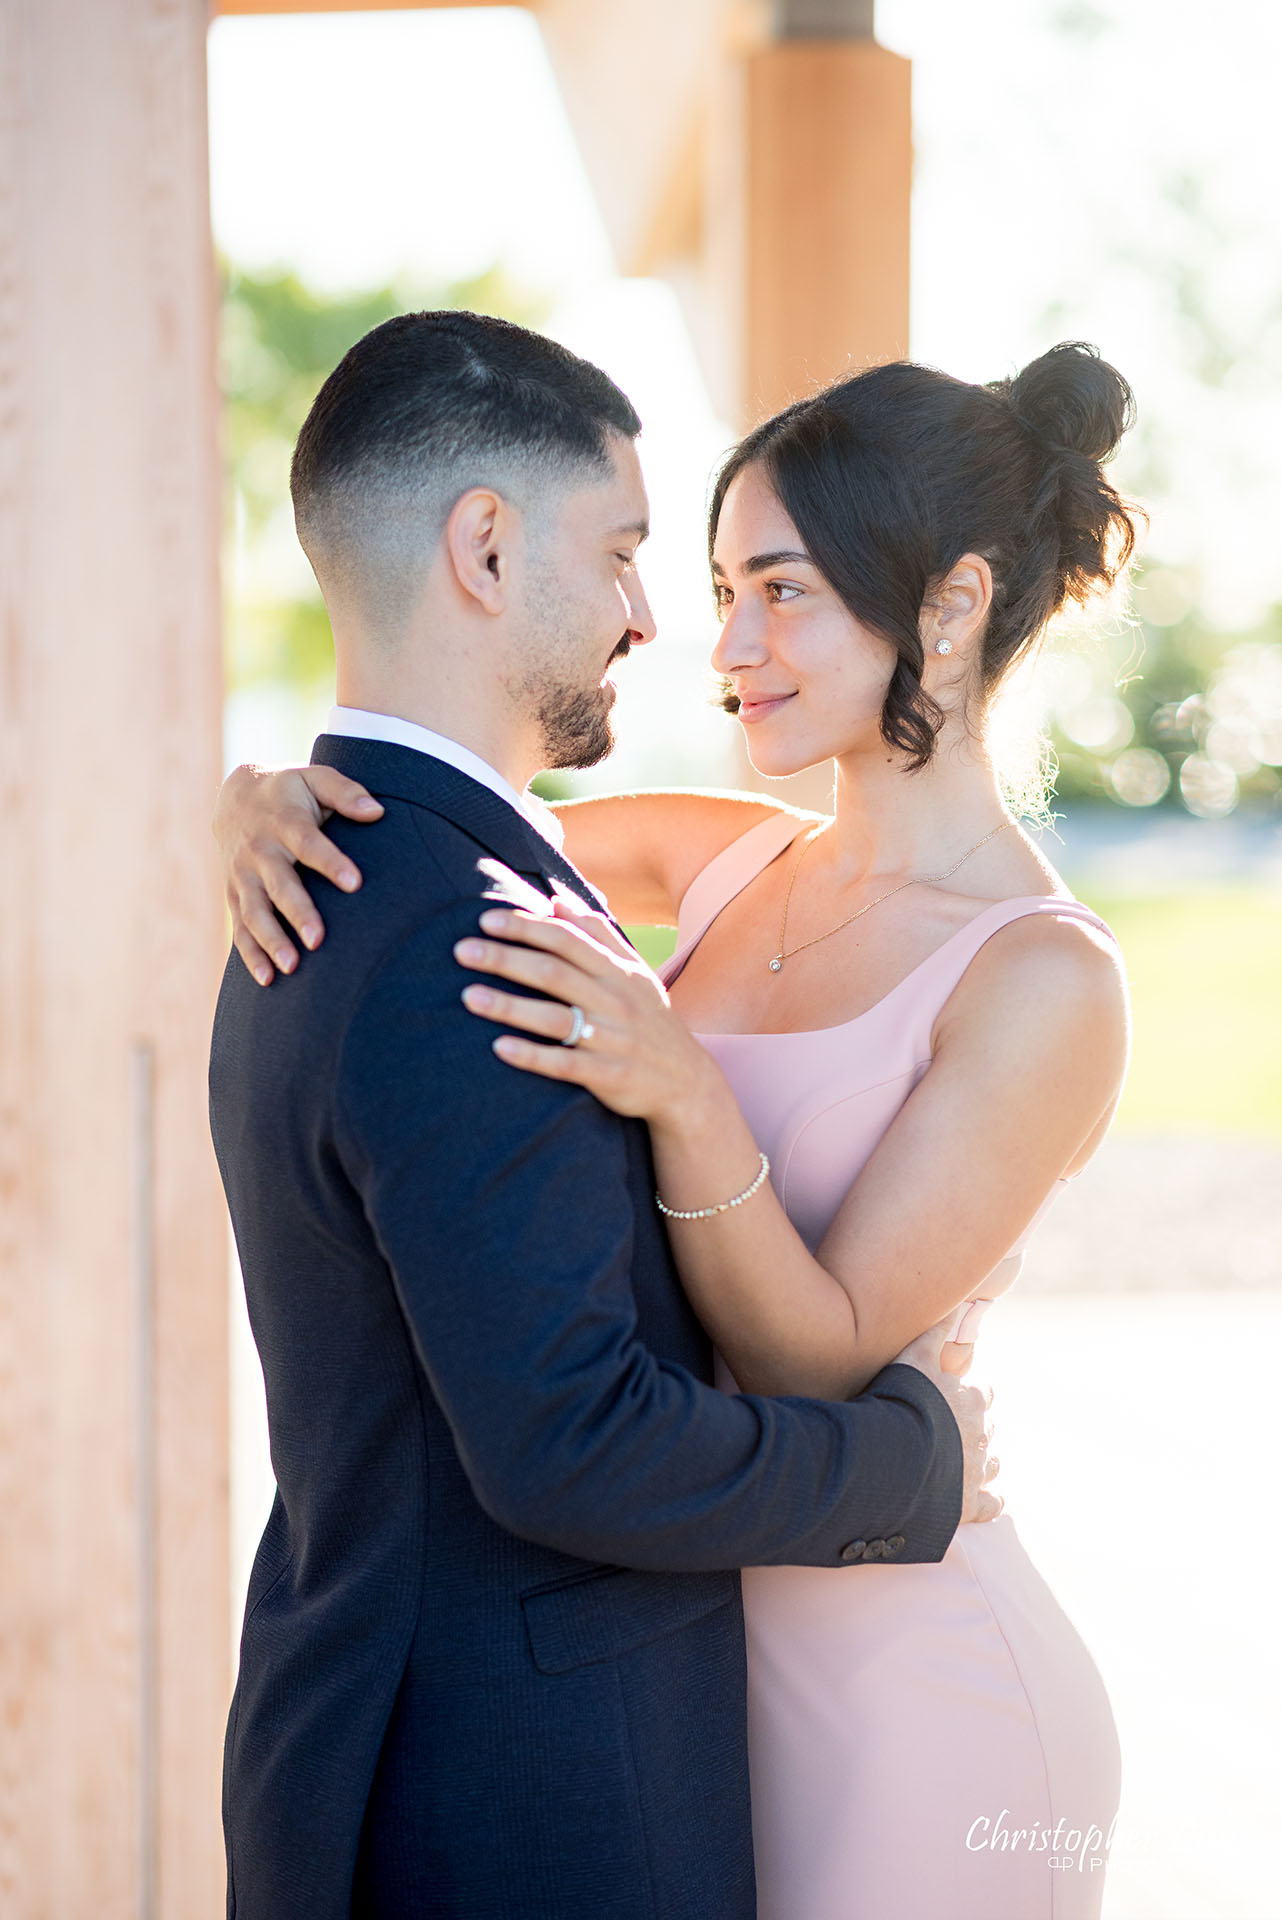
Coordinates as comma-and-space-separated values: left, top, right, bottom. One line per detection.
1035, 572, 1282, 821
220, 260, 547, 695
1078, 886, 1282, 1137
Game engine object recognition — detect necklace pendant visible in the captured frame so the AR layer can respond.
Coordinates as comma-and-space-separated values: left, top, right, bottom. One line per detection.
768, 955, 784, 973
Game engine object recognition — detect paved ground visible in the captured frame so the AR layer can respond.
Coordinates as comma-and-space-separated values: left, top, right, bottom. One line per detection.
1022, 1135, 1282, 1292
979, 1290, 1281, 1920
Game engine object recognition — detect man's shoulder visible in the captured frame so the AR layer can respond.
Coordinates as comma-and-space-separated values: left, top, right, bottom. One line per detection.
216, 795, 550, 1031
336, 791, 548, 897
328, 796, 559, 946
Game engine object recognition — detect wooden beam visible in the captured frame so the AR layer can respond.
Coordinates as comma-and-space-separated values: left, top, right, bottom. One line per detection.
744, 37, 910, 423
217, 0, 529, 13
0, 2, 229, 1914
773, 0, 875, 33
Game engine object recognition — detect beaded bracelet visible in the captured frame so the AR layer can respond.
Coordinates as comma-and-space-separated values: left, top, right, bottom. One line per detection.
655, 1152, 771, 1222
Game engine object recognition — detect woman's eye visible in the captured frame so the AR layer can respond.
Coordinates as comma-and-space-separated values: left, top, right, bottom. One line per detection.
713, 583, 733, 615
765, 580, 802, 603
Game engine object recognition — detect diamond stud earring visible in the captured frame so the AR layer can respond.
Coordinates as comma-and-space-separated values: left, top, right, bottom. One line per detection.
935, 638, 953, 655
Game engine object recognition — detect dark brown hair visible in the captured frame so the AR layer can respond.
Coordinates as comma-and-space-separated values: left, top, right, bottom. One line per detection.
710, 342, 1139, 768
291, 309, 640, 606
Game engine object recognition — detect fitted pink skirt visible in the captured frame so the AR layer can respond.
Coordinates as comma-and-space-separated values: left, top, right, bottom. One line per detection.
742, 1512, 1121, 1920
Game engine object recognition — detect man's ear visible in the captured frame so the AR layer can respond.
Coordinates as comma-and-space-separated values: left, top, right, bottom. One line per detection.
444, 487, 514, 614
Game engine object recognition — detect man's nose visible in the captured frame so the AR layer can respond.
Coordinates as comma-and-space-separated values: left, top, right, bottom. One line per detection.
621, 569, 657, 647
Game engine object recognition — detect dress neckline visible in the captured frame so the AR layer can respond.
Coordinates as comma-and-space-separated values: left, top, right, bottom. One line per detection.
674, 891, 1082, 1042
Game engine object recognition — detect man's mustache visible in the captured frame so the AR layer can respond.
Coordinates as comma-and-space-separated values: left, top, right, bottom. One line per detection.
608, 634, 633, 664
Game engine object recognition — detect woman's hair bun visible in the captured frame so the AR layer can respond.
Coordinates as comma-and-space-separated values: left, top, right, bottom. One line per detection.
709, 341, 1141, 775
1000, 341, 1135, 465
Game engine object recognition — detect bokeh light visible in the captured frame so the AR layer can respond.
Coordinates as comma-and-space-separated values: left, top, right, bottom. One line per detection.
1108, 746, 1172, 807
1178, 751, 1240, 818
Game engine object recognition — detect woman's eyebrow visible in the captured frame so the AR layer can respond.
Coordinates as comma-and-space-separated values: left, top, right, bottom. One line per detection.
711, 549, 813, 577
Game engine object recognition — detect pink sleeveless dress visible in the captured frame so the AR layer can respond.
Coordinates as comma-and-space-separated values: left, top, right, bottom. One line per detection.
660, 813, 1122, 1920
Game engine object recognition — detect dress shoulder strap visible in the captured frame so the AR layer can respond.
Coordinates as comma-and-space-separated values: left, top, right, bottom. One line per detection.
663, 812, 811, 986
907, 894, 1119, 1017
876, 892, 1120, 1073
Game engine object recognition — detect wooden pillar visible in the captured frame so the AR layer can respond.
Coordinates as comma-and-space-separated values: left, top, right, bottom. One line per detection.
0, 2, 228, 1914
743, 37, 911, 424
219, 0, 523, 11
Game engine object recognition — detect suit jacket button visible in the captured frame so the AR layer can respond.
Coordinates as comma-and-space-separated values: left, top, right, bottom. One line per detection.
839, 1540, 867, 1564
863, 1538, 887, 1560
886, 1535, 906, 1555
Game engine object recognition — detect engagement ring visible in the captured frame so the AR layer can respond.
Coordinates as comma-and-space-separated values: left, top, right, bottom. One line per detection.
562, 1006, 594, 1047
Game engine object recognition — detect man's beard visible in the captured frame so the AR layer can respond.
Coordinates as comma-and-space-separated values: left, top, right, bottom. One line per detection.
537, 679, 616, 770
531, 625, 632, 771
520, 558, 630, 771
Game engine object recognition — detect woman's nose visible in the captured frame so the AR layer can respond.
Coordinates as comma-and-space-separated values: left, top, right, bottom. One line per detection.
709, 600, 766, 675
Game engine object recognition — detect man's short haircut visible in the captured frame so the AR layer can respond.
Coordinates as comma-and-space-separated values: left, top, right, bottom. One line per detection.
291, 309, 642, 631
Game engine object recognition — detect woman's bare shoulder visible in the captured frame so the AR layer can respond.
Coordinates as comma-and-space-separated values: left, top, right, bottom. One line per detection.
981, 899, 1123, 979
942, 901, 1129, 1060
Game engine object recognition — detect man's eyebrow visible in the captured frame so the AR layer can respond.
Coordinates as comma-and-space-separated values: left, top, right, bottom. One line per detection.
710, 548, 813, 577
608, 521, 650, 543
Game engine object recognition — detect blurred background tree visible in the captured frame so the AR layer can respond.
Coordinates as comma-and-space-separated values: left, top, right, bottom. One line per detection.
1040, 583, 1282, 818
1024, 58, 1282, 827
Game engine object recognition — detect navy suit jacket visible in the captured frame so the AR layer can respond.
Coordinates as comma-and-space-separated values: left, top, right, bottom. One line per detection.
210, 736, 964, 1919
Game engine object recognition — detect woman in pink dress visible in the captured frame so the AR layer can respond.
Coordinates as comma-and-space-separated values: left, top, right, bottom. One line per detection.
218, 342, 1136, 1917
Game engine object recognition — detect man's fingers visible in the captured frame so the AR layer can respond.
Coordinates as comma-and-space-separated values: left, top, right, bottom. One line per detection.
302, 765, 383, 822
236, 878, 301, 976
957, 1382, 987, 1424
973, 1488, 1004, 1524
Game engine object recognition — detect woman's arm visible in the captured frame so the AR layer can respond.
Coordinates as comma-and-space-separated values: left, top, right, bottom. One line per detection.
454, 902, 1129, 1399
650, 917, 1127, 1395
552, 790, 805, 926
212, 760, 810, 983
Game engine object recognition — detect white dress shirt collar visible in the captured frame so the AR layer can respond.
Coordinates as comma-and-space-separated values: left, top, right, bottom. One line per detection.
324, 706, 566, 851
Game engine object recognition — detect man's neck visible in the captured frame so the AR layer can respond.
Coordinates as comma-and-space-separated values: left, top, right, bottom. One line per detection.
334, 677, 537, 795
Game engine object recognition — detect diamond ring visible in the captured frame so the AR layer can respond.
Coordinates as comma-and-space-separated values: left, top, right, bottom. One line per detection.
562, 1006, 595, 1048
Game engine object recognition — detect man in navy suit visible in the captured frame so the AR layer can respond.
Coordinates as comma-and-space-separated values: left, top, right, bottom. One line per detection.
210, 311, 987, 1918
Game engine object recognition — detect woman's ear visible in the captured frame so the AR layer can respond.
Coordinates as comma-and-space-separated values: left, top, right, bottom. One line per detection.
444, 487, 513, 614
922, 552, 994, 657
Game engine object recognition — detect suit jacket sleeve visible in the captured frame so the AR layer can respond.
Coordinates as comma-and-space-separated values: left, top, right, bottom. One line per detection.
334, 898, 963, 1572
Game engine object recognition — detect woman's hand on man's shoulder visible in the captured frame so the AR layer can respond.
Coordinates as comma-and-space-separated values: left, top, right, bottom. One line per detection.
213, 762, 383, 985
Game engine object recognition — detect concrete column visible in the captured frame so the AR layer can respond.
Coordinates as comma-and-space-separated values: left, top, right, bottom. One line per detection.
0, 2, 228, 1913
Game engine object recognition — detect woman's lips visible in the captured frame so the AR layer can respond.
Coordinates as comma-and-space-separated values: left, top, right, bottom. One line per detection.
737, 692, 796, 723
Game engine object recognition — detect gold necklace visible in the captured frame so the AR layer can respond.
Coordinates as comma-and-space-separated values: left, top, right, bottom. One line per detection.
768, 819, 1016, 973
